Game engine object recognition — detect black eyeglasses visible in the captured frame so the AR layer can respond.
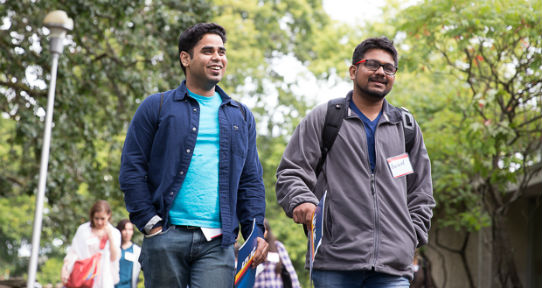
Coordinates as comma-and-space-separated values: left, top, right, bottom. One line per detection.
355, 59, 397, 76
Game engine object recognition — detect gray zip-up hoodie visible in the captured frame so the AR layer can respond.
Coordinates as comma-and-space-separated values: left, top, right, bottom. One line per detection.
276, 92, 435, 280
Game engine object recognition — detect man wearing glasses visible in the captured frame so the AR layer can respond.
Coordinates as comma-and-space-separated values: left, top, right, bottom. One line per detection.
276, 37, 435, 287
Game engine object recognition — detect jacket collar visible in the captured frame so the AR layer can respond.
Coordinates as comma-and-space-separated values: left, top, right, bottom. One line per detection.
381, 100, 402, 124
345, 90, 401, 124
173, 80, 238, 107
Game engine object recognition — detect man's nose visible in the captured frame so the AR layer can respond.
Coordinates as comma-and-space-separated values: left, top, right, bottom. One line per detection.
374, 65, 386, 74
211, 50, 224, 60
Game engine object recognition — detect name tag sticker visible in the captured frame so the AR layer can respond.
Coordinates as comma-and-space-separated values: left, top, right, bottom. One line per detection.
387, 153, 414, 178
124, 252, 136, 262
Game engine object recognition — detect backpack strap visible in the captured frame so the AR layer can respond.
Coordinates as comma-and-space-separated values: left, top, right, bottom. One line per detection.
315, 97, 348, 176
304, 97, 347, 236
400, 107, 416, 154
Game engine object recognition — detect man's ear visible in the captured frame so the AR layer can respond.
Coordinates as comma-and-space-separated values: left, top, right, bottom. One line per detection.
180, 51, 191, 67
349, 65, 356, 80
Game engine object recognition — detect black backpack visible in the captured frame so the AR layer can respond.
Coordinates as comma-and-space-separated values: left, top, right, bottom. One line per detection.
314, 97, 417, 177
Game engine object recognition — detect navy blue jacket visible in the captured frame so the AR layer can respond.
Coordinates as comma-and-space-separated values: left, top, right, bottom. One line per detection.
119, 81, 265, 246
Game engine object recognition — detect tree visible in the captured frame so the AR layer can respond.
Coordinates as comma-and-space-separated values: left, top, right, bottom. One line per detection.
394, 0, 542, 287
1, 0, 213, 280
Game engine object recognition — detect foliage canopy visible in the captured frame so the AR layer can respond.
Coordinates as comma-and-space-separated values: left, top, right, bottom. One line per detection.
1, 0, 540, 287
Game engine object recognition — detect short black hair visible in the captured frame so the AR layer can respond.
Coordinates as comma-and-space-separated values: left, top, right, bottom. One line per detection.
352, 36, 398, 67
178, 23, 227, 74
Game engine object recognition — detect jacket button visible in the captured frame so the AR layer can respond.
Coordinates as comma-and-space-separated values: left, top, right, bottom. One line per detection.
179, 171, 184, 175
193, 108, 197, 112
170, 192, 174, 196
186, 149, 191, 153
192, 127, 196, 132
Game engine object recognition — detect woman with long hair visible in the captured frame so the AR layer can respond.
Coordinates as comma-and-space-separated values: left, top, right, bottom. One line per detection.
61, 200, 121, 288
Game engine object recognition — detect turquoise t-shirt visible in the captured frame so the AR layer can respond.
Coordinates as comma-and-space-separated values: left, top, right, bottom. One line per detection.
169, 89, 222, 228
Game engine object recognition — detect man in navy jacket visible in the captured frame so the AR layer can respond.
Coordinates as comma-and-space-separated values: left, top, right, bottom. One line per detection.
119, 23, 268, 288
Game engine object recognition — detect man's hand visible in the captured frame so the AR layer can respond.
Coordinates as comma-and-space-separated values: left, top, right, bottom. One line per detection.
148, 226, 163, 236
251, 237, 269, 268
293, 203, 316, 226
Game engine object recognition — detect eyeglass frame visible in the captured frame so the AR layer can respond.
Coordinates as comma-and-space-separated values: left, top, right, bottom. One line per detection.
354, 59, 398, 76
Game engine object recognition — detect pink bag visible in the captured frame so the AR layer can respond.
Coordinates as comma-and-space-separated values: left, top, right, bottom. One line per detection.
65, 235, 108, 288
65, 252, 101, 288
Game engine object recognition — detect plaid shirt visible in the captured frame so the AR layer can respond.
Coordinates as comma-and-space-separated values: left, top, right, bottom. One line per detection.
254, 241, 301, 288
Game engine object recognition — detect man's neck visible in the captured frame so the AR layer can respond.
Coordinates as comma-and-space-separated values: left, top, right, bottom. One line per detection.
352, 91, 384, 121
185, 79, 217, 97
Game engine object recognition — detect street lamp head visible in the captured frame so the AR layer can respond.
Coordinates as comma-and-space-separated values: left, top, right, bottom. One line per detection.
43, 10, 73, 54
43, 10, 73, 39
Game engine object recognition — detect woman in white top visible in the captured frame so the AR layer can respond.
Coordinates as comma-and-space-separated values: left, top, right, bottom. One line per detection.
61, 200, 121, 288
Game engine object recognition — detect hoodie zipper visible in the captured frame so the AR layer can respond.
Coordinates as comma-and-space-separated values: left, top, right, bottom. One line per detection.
371, 172, 380, 269
371, 121, 381, 270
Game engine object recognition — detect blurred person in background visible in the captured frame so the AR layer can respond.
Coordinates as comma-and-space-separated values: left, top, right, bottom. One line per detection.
254, 219, 301, 288
61, 200, 121, 288
410, 249, 434, 288
115, 219, 141, 288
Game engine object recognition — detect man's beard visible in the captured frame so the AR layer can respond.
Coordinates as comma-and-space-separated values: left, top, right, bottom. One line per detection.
357, 77, 391, 101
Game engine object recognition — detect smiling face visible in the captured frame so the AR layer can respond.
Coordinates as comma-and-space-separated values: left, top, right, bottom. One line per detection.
350, 48, 395, 101
181, 33, 227, 93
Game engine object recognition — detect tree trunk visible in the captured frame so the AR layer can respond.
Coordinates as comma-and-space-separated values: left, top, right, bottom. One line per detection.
491, 213, 523, 288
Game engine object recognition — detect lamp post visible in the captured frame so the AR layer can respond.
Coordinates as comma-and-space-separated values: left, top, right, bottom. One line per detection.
26, 10, 73, 288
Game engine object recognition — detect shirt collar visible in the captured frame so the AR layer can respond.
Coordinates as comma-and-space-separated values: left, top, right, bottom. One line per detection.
174, 80, 236, 107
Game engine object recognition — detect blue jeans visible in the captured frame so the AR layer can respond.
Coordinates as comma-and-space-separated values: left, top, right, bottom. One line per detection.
312, 269, 410, 288
140, 225, 235, 288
